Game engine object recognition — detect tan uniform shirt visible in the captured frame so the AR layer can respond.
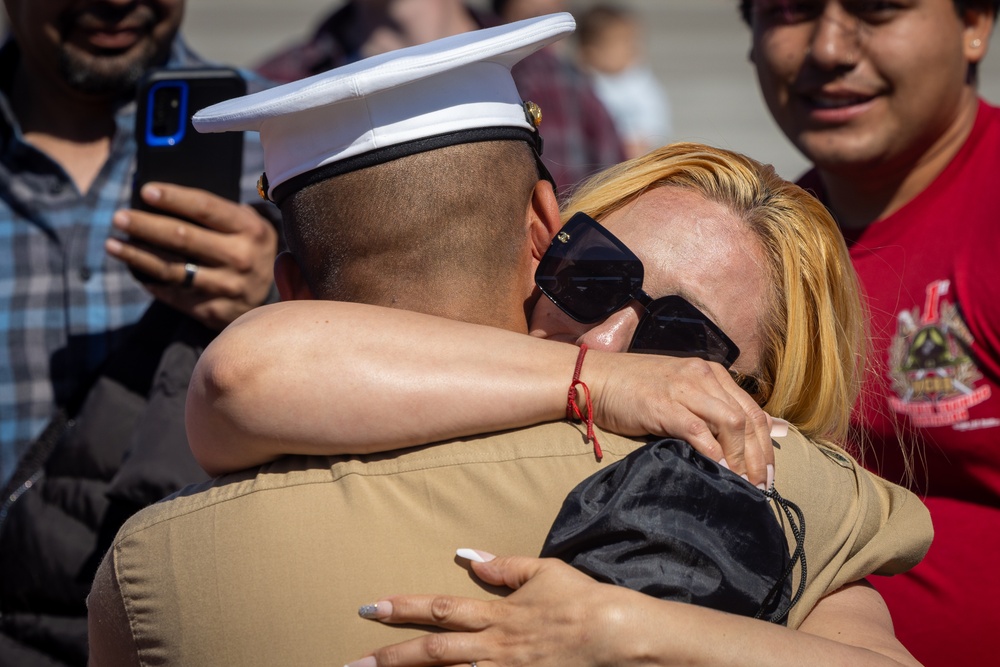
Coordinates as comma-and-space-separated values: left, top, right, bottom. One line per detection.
88, 423, 931, 666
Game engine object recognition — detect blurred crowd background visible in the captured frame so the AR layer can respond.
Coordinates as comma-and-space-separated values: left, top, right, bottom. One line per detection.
174, 0, 1000, 179
5, 0, 1000, 176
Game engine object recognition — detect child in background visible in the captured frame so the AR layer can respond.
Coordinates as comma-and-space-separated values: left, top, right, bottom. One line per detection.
577, 4, 672, 158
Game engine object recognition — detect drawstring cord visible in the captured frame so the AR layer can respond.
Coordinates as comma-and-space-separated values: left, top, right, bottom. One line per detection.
756, 486, 807, 624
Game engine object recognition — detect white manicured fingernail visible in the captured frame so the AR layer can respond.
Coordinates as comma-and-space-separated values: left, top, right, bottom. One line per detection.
767, 464, 775, 490
344, 657, 377, 667
358, 601, 392, 619
456, 548, 495, 563
717, 458, 731, 470
770, 418, 789, 438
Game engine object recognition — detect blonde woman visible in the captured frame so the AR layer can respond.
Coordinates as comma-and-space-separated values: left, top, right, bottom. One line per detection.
187, 143, 928, 665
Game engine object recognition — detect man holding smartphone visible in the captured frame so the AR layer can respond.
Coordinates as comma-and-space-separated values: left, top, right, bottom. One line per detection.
0, 1, 278, 664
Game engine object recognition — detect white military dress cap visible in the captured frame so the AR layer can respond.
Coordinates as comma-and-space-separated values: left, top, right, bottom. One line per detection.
193, 12, 576, 204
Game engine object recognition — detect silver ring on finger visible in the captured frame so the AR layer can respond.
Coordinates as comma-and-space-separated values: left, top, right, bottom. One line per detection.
470, 663, 478, 667
182, 262, 198, 288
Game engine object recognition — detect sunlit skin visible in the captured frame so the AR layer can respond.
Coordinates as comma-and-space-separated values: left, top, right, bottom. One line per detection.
528, 187, 768, 378
749, 0, 992, 226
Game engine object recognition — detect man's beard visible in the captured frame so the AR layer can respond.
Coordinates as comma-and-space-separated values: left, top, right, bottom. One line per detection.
54, 0, 172, 97
57, 41, 160, 96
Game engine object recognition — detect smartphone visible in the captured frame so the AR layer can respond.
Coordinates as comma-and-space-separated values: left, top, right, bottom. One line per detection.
129, 67, 247, 282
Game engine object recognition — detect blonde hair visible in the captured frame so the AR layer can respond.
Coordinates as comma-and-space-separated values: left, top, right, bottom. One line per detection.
562, 142, 865, 445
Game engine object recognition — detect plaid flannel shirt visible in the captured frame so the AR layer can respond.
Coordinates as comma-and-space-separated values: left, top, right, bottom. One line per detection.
254, 3, 626, 195
0, 38, 270, 485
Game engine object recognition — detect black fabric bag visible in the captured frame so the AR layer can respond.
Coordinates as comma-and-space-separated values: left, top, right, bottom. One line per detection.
540, 438, 802, 624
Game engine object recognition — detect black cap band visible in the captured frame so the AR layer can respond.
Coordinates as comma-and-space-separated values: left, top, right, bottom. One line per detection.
269, 125, 553, 206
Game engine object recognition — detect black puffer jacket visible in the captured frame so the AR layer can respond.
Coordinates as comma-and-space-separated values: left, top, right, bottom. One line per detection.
0, 303, 213, 666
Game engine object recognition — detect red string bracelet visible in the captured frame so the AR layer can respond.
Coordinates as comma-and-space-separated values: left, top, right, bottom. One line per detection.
566, 344, 602, 461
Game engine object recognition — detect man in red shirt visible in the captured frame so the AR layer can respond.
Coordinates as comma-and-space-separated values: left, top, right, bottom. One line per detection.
741, 1, 1000, 664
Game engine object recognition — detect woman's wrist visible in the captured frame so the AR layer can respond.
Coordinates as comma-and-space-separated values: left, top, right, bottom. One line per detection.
590, 585, 677, 666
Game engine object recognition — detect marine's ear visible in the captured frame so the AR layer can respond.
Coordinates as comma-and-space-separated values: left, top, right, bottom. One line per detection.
527, 179, 563, 262
273, 251, 315, 301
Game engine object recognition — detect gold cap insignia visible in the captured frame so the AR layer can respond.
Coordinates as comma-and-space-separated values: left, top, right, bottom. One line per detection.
523, 101, 542, 128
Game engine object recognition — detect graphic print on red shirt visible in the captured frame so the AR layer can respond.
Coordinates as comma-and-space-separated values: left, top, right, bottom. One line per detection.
887, 278, 992, 428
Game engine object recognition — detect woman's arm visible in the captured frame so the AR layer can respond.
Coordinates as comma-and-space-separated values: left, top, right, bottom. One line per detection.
345, 555, 919, 667
187, 300, 773, 478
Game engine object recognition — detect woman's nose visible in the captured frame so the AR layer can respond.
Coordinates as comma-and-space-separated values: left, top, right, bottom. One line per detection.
577, 302, 644, 352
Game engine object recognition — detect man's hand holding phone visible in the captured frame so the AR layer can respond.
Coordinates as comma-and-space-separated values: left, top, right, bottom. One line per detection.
106, 182, 278, 331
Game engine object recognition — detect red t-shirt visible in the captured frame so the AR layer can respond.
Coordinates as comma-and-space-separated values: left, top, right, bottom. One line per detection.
799, 100, 1000, 665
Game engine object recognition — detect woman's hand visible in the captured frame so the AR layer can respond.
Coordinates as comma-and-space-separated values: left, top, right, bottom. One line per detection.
346, 553, 921, 667
346, 553, 652, 667
585, 351, 778, 488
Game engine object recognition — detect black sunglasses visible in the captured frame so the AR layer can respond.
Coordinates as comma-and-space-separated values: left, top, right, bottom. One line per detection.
535, 212, 742, 369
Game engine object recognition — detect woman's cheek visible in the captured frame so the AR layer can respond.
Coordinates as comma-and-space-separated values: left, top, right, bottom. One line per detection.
529, 299, 640, 353
528, 299, 591, 344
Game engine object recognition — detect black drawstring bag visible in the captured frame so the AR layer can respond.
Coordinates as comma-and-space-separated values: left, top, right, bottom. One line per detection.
540, 438, 805, 624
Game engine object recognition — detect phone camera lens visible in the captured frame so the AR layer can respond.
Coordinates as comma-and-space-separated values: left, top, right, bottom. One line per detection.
151, 85, 182, 139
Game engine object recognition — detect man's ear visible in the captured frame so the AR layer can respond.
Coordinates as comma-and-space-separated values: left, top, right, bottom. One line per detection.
527, 179, 563, 262
273, 251, 315, 301
963, 7, 995, 65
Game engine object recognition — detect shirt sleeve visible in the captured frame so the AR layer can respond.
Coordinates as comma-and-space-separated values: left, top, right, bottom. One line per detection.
772, 426, 933, 628
88, 546, 142, 667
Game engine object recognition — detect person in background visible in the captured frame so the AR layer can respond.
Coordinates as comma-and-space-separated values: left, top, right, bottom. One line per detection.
254, 0, 626, 194
741, 0, 1000, 663
577, 4, 672, 158
0, 0, 278, 663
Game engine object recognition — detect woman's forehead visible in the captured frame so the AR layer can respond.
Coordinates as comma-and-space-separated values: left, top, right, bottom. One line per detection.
600, 186, 768, 365
600, 187, 750, 268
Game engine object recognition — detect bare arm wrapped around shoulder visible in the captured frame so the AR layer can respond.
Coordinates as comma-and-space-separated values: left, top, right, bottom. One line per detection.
187, 301, 773, 479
